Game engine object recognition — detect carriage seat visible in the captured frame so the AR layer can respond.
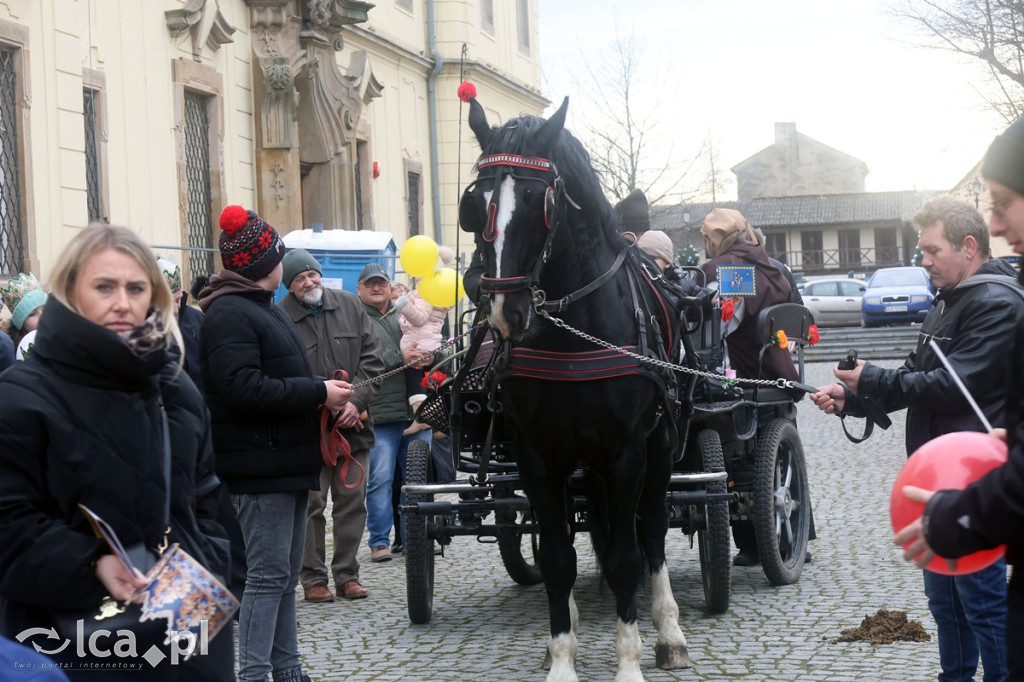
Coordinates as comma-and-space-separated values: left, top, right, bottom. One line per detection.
748, 303, 814, 403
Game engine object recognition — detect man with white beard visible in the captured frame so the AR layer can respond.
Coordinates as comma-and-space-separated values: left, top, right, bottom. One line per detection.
278, 249, 384, 602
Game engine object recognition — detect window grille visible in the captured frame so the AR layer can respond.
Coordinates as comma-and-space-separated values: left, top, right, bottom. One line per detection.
396, 0, 413, 12
84, 88, 102, 223
407, 170, 420, 239
184, 91, 213, 280
0, 47, 23, 276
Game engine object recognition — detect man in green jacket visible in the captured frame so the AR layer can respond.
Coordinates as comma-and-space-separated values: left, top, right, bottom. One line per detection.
279, 250, 384, 601
356, 263, 433, 563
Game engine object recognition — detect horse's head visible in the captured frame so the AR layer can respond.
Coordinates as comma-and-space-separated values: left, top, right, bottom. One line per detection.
459, 98, 570, 342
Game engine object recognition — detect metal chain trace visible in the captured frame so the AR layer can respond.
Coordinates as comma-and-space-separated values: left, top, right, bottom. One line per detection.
536, 307, 794, 389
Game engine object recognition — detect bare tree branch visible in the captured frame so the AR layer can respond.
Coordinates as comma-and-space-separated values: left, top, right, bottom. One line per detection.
562, 28, 702, 205
890, 0, 1024, 121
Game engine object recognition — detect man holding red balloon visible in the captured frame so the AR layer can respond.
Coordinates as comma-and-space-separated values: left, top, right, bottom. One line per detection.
893, 116, 1024, 681
811, 193, 1024, 682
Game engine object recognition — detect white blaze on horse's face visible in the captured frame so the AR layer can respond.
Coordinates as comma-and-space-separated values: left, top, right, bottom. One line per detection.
486, 175, 518, 339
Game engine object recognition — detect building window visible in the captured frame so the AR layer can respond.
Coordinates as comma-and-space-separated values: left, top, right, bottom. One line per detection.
838, 228, 861, 268
184, 91, 213, 280
801, 230, 823, 269
764, 232, 787, 265
481, 0, 495, 36
874, 227, 899, 266
0, 46, 23, 275
517, 0, 530, 55
407, 170, 421, 239
396, 0, 413, 13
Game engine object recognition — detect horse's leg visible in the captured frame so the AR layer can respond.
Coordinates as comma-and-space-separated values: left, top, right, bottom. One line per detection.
637, 420, 691, 670
542, 590, 578, 671
597, 443, 649, 682
518, 452, 578, 682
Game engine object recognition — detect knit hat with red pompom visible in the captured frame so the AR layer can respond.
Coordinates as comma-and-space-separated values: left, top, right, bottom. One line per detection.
218, 205, 286, 281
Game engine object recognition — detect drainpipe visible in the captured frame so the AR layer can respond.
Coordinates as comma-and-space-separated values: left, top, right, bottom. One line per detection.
427, 0, 443, 243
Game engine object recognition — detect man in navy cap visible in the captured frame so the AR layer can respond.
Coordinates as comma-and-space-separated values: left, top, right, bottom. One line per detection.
356, 263, 433, 563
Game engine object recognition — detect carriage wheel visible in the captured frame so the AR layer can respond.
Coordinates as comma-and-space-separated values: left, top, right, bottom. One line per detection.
404, 440, 435, 624
696, 429, 731, 614
497, 503, 543, 586
753, 418, 810, 586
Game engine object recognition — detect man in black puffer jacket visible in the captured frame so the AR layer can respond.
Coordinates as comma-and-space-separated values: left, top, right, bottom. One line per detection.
813, 196, 1023, 682
198, 205, 353, 682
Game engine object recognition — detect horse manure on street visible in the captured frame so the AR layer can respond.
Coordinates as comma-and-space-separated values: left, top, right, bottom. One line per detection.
828, 609, 931, 645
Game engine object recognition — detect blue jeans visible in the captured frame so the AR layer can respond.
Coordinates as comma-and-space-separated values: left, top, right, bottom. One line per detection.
923, 559, 1008, 682
232, 491, 308, 682
366, 421, 431, 549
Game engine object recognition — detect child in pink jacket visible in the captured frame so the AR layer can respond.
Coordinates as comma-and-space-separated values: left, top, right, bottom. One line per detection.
395, 247, 456, 434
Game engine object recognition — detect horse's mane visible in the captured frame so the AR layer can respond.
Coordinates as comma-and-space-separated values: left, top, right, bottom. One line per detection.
479, 113, 621, 256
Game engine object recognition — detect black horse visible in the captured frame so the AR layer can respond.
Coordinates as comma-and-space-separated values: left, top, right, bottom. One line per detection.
459, 97, 691, 682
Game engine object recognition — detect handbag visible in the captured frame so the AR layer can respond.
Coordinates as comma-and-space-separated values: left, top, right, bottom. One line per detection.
48, 412, 239, 653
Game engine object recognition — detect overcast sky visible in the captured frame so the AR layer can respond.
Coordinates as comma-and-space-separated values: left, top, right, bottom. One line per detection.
537, 0, 1009, 202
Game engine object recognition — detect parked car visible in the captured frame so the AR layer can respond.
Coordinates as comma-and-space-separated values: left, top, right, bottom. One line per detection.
861, 266, 933, 327
801, 277, 867, 327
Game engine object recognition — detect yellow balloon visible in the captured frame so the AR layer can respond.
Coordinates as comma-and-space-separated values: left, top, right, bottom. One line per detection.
417, 268, 465, 308
400, 235, 439, 277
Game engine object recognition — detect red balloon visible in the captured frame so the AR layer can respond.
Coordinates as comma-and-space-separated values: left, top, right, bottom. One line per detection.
890, 431, 1008, 575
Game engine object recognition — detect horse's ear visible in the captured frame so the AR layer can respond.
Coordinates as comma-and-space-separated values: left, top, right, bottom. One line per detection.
535, 97, 569, 153
468, 98, 490, 147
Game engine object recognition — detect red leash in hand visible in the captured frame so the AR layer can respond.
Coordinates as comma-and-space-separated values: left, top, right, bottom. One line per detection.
319, 369, 365, 489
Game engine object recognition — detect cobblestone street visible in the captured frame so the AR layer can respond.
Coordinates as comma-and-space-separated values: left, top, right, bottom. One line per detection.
294, 360, 952, 681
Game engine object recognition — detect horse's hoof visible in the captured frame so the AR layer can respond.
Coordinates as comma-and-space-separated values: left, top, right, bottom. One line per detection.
542, 647, 552, 670
655, 643, 692, 670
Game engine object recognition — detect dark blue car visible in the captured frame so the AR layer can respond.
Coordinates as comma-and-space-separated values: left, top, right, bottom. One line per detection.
861, 266, 933, 327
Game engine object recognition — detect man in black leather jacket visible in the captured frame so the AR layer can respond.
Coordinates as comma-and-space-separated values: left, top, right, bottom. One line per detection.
895, 117, 1024, 680
813, 196, 1022, 682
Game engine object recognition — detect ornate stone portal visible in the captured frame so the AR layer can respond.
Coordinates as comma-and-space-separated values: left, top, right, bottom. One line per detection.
245, 0, 380, 233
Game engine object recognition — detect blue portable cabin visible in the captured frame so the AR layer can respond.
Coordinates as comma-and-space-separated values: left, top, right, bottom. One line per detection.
274, 227, 397, 303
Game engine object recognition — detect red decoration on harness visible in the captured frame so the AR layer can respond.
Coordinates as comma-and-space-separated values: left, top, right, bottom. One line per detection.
807, 324, 820, 346
422, 370, 447, 389
721, 297, 736, 322
457, 81, 477, 103
483, 202, 498, 242
477, 154, 552, 172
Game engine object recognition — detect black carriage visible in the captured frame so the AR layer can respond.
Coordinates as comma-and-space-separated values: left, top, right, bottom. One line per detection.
401, 295, 815, 624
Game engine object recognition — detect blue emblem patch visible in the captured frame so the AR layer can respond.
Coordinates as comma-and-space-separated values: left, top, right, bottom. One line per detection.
717, 265, 757, 296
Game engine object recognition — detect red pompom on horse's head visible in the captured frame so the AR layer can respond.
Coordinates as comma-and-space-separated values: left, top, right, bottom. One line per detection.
457, 81, 477, 103
219, 205, 250, 235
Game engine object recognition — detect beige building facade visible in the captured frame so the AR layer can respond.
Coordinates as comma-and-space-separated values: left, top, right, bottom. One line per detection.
0, 0, 544, 293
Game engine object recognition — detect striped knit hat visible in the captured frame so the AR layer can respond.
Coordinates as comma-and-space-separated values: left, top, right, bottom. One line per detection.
218, 205, 286, 281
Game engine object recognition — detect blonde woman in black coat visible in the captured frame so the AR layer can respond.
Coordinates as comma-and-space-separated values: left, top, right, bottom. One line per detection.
0, 224, 235, 680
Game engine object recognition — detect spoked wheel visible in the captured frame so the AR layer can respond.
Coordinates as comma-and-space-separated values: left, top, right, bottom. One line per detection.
404, 440, 435, 624
497, 503, 543, 586
753, 418, 810, 586
696, 429, 731, 613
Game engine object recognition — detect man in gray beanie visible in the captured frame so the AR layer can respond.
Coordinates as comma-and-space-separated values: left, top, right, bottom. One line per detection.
278, 249, 384, 602
893, 116, 1024, 678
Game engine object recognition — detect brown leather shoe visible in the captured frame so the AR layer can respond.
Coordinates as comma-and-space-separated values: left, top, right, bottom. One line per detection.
370, 545, 392, 562
303, 583, 335, 603
340, 579, 368, 600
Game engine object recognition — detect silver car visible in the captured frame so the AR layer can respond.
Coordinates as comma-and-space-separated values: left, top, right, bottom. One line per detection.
801, 277, 868, 327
